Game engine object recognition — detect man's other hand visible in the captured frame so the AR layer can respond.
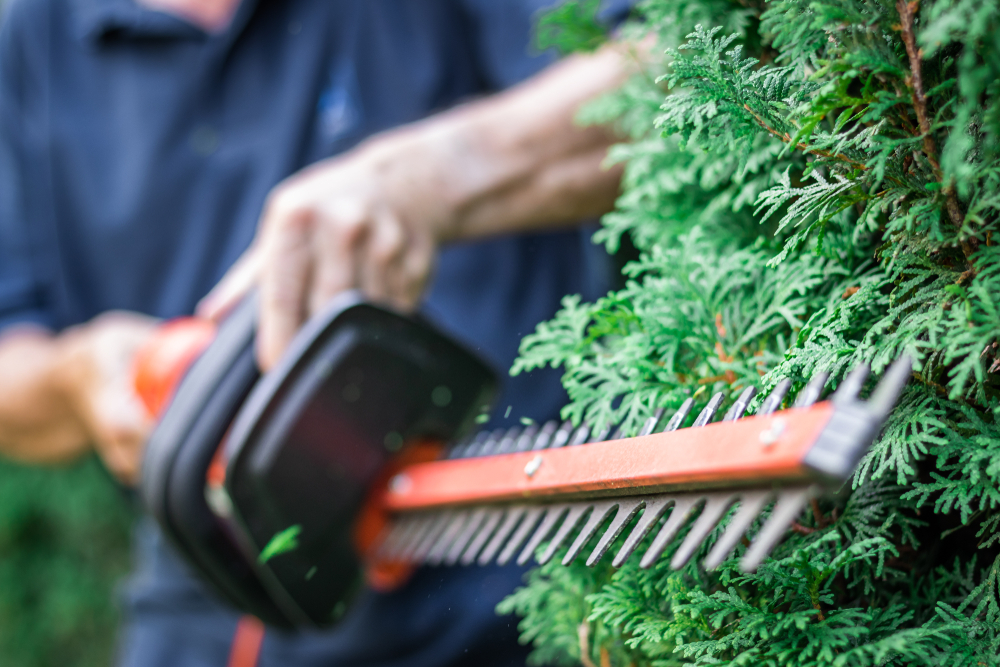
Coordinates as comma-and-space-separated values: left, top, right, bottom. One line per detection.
0, 312, 157, 485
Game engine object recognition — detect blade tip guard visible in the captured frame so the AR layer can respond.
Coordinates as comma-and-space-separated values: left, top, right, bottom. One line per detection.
801, 357, 912, 482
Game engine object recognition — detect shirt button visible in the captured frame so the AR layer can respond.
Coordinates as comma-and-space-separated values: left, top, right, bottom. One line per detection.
190, 125, 220, 156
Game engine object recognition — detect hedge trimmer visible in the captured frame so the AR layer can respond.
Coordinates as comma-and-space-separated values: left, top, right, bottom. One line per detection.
135, 295, 910, 628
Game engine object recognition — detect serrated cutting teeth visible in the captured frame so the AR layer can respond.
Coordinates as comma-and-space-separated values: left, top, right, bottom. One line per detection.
663, 398, 694, 432
740, 486, 812, 571
474, 506, 524, 565
536, 503, 589, 565
372, 360, 910, 576
693, 392, 725, 427
586, 498, 643, 566
639, 408, 665, 436
498, 506, 545, 566
759, 378, 791, 415
517, 505, 569, 565
378, 487, 816, 574
547, 421, 574, 449
722, 386, 757, 422
794, 371, 829, 407
461, 508, 503, 565
561, 500, 620, 565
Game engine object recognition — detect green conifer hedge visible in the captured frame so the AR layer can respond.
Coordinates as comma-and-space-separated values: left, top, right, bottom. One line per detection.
500, 0, 1000, 664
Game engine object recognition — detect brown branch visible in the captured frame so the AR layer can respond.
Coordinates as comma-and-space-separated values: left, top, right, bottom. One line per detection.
743, 104, 871, 172
578, 623, 600, 667
810, 498, 829, 528
896, 0, 977, 260
791, 521, 816, 535
896, 0, 937, 170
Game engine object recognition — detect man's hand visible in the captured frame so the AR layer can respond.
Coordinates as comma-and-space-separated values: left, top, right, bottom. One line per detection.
199, 45, 636, 370
199, 140, 445, 370
0, 312, 157, 484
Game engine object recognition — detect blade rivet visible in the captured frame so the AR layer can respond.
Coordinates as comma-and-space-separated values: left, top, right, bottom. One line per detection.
389, 473, 412, 494
524, 455, 544, 478
758, 418, 786, 447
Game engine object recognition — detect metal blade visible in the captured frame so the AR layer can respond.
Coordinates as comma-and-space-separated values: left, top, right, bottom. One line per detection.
740, 486, 812, 572
477, 428, 508, 456
462, 508, 504, 565
693, 392, 725, 427
568, 424, 591, 446
590, 424, 612, 443
722, 386, 758, 422
378, 515, 426, 560
537, 503, 592, 565
586, 498, 644, 566
867, 356, 913, 419
758, 379, 791, 416
527, 421, 558, 451
496, 506, 546, 566
513, 424, 541, 452
375, 517, 411, 559
446, 434, 474, 459
639, 408, 666, 436
703, 490, 772, 570
794, 372, 829, 408
409, 511, 456, 563
516, 505, 570, 566
831, 363, 869, 406
543, 421, 574, 450
612, 496, 677, 568
670, 492, 738, 569
663, 398, 695, 432
426, 510, 471, 565
395, 515, 438, 561
495, 427, 523, 455
445, 507, 490, 566
561, 501, 619, 565
478, 506, 530, 566
639, 495, 702, 568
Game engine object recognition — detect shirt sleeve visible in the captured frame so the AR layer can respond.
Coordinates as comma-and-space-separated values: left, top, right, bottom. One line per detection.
0, 1, 55, 332
454, 0, 637, 91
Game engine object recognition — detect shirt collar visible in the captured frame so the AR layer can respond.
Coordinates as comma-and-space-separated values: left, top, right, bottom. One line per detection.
72, 0, 259, 45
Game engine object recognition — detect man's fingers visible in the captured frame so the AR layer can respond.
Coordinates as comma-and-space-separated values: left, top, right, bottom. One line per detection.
93, 382, 152, 486
393, 230, 435, 311
196, 247, 262, 321
307, 210, 365, 316
360, 209, 405, 304
258, 210, 316, 371
100, 429, 145, 485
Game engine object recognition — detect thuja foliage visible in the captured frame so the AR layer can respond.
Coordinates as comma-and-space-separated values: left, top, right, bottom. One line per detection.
501, 0, 1000, 664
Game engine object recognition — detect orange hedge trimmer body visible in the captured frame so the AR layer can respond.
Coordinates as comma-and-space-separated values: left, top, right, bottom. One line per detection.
136, 296, 910, 628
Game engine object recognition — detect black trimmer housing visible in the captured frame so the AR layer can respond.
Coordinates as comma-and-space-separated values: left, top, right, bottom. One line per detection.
141, 292, 497, 627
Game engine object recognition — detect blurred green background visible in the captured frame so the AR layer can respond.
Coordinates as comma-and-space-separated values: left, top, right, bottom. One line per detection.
0, 456, 134, 667
0, 2, 134, 667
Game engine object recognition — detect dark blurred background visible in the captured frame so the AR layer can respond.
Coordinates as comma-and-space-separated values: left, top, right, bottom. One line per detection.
0, 3, 133, 665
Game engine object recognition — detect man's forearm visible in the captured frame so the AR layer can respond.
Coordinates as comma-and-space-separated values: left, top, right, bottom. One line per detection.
360, 43, 634, 241
204, 41, 644, 368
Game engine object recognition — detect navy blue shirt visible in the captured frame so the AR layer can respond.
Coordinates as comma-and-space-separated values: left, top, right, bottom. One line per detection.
0, 0, 621, 665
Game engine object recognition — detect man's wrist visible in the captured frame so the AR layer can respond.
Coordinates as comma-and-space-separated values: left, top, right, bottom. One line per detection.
354, 116, 493, 244
354, 44, 634, 244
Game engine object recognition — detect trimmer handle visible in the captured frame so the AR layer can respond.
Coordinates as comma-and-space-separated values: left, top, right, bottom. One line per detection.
133, 317, 217, 418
